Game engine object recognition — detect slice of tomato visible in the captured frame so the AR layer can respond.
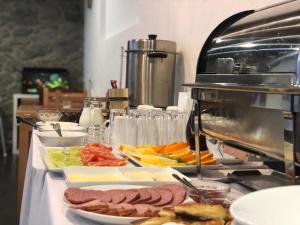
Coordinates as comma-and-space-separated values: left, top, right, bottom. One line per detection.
97, 152, 115, 160
108, 160, 127, 166
87, 161, 110, 166
80, 143, 127, 166
81, 153, 98, 164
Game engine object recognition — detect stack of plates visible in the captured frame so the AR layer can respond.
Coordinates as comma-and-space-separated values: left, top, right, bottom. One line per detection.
37, 122, 85, 131
36, 131, 87, 147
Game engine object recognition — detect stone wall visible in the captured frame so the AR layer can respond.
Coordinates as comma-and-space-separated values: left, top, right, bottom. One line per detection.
0, 0, 84, 150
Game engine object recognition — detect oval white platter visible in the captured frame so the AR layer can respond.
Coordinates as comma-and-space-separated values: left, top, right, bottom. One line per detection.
65, 185, 147, 225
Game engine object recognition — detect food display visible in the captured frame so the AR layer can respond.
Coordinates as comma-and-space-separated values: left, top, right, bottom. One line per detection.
80, 143, 127, 166
65, 184, 187, 217
119, 142, 216, 166
44, 143, 127, 171
64, 183, 233, 225
132, 203, 232, 225
36, 126, 232, 225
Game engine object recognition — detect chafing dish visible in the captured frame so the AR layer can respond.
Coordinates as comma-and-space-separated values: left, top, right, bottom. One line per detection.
185, 0, 300, 184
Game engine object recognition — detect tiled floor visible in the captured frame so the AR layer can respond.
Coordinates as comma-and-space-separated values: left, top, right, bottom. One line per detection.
0, 154, 18, 225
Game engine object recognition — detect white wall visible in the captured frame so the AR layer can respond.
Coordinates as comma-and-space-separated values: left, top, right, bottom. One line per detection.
84, 0, 282, 97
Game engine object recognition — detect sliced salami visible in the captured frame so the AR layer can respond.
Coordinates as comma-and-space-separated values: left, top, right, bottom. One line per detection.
143, 188, 161, 204
92, 207, 109, 214
64, 188, 100, 204
96, 190, 113, 203
110, 190, 127, 203
131, 188, 151, 204
152, 188, 173, 206
134, 204, 160, 217
159, 184, 186, 205
106, 203, 136, 216
123, 190, 140, 203
69, 199, 107, 211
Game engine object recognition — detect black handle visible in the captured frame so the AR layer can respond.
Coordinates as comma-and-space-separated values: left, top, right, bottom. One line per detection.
147, 51, 168, 59
17, 116, 38, 129
148, 34, 157, 40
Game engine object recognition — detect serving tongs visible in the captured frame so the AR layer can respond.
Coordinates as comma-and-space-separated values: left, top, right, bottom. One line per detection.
51, 123, 62, 137
16, 116, 63, 137
172, 174, 197, 190
16, 116, 39, 129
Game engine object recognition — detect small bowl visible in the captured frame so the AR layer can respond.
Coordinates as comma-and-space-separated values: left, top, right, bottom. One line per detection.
37, 131, 87, 147
186, 180, 231, 206
38, 110, 61, 122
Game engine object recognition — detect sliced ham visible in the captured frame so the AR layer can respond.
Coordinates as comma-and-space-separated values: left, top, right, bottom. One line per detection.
152, 188, 173, 206
109, 190, 127, 204
159, 184, 186, 205
123, 190, 140, 203
106, 203, 136, 216
134, 204, 152, 217
132, 189, 151, 204
69, 199, 107, 211
134, 204, 160, 217
64, 188, 101, 204
143, 188, 161, 204
96, 191, 113, 203
92, 207, 109, 214
66, 185, 186, 218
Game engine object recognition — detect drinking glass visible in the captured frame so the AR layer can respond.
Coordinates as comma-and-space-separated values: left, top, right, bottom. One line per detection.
127, 109, 137, 145
172, 110, 185, 142
131, 109, 148, 145
147, 108, 163, 145
108, 109, 127, 146
161, 109, 185, 144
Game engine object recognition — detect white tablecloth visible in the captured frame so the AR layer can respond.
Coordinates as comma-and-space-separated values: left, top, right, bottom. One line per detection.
19, 131, 101, 225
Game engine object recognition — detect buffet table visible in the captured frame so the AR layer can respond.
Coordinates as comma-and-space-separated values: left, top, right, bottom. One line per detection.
20, 131, 99, 225
20, 131, 250, 225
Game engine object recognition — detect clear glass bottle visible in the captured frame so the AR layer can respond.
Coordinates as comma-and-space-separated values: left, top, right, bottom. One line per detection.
87, 98, 103, 143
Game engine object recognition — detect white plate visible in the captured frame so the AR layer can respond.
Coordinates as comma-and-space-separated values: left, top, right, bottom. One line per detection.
119, 150, 223, 173
230, 185, 300, 225
66, 185, 147, 225
63, 166, 190, 187
36, 121, 79, 127
36, 131, 87, 147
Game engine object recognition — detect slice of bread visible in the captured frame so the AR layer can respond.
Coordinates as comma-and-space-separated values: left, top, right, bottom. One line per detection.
190, 220, 225, 225
131, 216, 182, 225
158, 209, 176, 218
174, 204, 228, 221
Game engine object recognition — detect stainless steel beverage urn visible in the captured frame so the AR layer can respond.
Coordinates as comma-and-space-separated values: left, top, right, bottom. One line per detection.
126, 34, 176, 107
